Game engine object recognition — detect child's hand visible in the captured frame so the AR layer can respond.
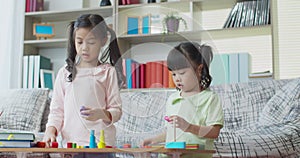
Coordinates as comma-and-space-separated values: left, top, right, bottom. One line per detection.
43, 126, 57, 148
169, 115, 190, 132
140, 138, 153, 147
80, 106, 110, 121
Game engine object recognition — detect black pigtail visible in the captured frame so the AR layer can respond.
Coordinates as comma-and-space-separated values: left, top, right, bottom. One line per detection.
65, 21, 77, 82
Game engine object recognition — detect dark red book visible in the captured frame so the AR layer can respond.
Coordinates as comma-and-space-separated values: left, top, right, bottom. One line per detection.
25, 0, 31, 12
32, 0, 44, 12
140, 63, 146, 88
145, 62, 151, 88
135, 62, 140, 88
131, 62, 137, 89
126, 0, 139, 5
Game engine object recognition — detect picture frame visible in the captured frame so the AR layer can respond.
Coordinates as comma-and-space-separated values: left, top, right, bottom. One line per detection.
33, 23, 55, 40
127, 16, 139, 35
40, 69, 55, 90
142, 14, 151, 34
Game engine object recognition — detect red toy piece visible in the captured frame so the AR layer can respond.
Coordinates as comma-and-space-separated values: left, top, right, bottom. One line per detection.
51, 142, 58, 148
36, 141, 46, 148
67, 142, 73, 148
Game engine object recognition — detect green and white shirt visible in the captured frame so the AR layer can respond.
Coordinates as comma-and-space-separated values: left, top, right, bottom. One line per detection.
165, 90, 224, 153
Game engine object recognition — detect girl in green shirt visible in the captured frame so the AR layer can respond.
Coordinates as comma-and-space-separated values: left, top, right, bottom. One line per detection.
142, 42, 224, 158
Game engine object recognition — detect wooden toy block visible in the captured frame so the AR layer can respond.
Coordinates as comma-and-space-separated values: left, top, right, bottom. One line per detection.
165, 142, 186, 149
67, 142, 72, 148
123, 143, 131, 148
36, 141, 46, 148
51, 142, 58, 148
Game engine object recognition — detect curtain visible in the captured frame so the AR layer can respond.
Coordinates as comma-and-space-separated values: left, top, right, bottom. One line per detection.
0, 0, 25, 89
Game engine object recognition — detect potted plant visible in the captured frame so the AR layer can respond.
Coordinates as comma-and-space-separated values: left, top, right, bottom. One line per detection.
162, 12, 187, 33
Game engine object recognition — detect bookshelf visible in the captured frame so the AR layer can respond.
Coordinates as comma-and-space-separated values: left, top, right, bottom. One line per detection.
22, 0, 275, 88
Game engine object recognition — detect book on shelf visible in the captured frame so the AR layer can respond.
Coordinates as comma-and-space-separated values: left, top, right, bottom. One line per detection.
28, 55, 35, 88
23, 55, 52, 89
22, 56, 29, 88
229, 53, 239, 83
126, 0, 139, 5
125, 58, 138, 89
0, 132, 35, 141
224, 0, 270, 28
140, 63, 146, 88
223, 1, 239, 28
0, 140, 34, 148
238, 53, 250, 83
210, 54, 230, 85
154, 61, 163, 88
210, 52, 249, 85
131, 62, 138, 89
123, 59, 175, 89
25, 0, 44, 12
34, 55, 52, 88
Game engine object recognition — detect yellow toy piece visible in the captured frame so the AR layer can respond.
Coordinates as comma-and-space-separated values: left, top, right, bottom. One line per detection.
98, 130, 106, 148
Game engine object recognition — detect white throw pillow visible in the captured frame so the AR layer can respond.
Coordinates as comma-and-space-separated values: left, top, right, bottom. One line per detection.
258, 78, 300, 126
0, 89, 49, 132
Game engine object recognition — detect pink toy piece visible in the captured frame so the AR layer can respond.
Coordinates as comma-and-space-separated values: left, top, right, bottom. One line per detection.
164, 116, 171, 122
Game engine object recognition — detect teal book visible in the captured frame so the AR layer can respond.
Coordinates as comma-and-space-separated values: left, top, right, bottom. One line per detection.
210, 54, 229, 85
34, 55, 52, 88
238, 53, 250, 83
229, 53, 239, 83
125, 58, 138, 89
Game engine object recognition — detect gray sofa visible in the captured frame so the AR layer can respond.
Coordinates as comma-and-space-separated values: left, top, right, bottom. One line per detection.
116, 78, 300, 157
0, 78, 299, 157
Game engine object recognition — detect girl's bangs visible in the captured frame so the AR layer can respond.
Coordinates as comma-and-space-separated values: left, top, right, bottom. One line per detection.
167, 49, 191, 71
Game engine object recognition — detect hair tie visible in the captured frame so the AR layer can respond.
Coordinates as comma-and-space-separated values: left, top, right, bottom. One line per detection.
74, 21, 79, 28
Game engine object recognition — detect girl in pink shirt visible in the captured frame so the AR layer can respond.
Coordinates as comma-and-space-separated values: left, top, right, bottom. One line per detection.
43, 14, 123, 154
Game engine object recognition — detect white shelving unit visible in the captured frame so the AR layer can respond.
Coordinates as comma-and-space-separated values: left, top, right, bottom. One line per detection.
22, 0, 274, 84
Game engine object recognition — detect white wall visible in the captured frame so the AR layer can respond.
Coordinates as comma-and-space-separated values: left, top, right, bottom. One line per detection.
0, 0, 25, 89
273, 0, 300, 79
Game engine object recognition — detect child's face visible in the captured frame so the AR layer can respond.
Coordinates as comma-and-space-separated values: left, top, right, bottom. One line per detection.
75, 28, 104, 67
171, 67, 200, 93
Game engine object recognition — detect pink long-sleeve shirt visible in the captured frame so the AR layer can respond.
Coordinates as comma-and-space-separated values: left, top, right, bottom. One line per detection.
46, 64, 122, 147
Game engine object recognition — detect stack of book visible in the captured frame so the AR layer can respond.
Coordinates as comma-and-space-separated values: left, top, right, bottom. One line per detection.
0, 132, 35, 148
25, 0, 44, 12
223, 0, 270, 28
123, 58, 176, 89
23, 55, 52, 89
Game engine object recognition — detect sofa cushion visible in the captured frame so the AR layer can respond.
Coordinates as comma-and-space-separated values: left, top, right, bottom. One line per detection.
214, 120, 300, 157
210, 79, 289, 130
0, 88, 49, 132
258, 78, 300, 126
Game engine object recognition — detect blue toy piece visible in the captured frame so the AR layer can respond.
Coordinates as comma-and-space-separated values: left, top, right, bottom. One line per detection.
89, 130, 96, 148
165, 142, 186, 149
